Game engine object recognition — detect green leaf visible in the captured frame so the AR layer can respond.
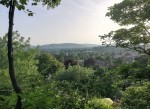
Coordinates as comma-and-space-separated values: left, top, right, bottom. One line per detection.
20, 0, 27, 5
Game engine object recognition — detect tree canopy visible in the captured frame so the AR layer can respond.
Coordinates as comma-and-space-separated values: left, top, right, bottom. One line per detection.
36, 52, 63, 77
100, 0, 150, 55
0, 0, 61, 16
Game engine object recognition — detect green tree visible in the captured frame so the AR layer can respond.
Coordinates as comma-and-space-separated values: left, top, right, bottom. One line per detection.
100, 0, 150, 55
122, 82, 150, 109
84, 57, 97, 68
36, 52, 64, 77
0, 32, 43, 108
54, 66, 94, 97
51, 66, 94, 108
0, 0, 61, 108
64, 58, 78, 69
93, 70, 120, 99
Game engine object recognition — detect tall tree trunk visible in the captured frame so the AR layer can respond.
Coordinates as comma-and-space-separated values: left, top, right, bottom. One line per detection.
8, 0, 22, 109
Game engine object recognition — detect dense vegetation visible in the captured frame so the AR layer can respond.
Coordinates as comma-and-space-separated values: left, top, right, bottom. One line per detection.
0, 31, 150, 109
0, 0, 150, 109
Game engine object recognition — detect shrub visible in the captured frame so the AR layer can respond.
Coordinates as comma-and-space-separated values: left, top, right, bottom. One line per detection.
121, 82, 150, 109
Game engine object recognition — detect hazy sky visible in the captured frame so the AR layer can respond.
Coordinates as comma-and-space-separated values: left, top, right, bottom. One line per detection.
0, 0, 123, 45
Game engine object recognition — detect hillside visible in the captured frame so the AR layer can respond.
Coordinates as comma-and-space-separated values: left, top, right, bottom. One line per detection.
38, 43, 99, 50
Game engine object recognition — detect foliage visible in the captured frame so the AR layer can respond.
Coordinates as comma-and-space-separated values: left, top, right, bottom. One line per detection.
84, 57, 97, 68
100, 0, 150, 55
54, 66, 94, 97
1, 0, 61, 108
111, 62, 150, 108
54, 66, 119, 99
55, 66, 94, 82
0, 32, 44, 107
0, 84, 55, 109
1, 32, 150, 108
36, 52, 64, 77
113, 62, 150, 92
0, 93, 17, 109
121, 82, 150, 109
50, 81, 87, 109
85, 97, 114, 109
0, 0, 61, 16
64, 58, 78, 69
0, 33, 122, 108
2, 32, 41, 89
94, 67, 106, 77
93, 71, 120, 99
1, 0, 150, 107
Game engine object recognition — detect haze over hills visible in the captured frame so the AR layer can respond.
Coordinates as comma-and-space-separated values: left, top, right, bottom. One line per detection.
38, 43, 99, 50
34, 43, 133, 54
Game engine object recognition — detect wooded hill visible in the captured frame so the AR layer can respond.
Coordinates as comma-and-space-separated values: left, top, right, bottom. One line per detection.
38, 43, 99, 50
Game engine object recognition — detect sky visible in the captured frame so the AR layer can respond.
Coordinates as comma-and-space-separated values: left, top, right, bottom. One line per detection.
0, 0, 123, 45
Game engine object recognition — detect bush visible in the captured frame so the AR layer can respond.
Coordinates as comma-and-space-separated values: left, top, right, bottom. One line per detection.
121, 82, 150, 109
36, 52, 64, 77
85, 97, 114, 109
54, 66, 94, 97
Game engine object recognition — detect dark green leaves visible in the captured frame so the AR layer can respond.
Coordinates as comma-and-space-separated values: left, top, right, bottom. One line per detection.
42, 0, 61, 9
106, 0, 150, 26
20, 0, 27, 5
0, 0, 9, 7
1, 0, 61, 15
17, 5, 25, 10
100, 0, 150, 55
26, 9, 34, 16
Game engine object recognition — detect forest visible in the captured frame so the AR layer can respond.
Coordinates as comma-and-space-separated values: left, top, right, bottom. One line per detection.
0, 0, 150, 109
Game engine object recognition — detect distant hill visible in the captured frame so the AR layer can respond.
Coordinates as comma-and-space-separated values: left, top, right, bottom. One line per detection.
38, 43, 99, 50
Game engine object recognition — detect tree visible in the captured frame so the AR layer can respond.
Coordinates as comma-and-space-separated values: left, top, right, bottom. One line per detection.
0, 32, 43, 108
0, 0, 61, 108
100, 0, 150, 55
36, 52, 63, 77
84, 57, 97, 68
54, 66, 94, 97
122, 82, 150, 109
64, 58, 78, 69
